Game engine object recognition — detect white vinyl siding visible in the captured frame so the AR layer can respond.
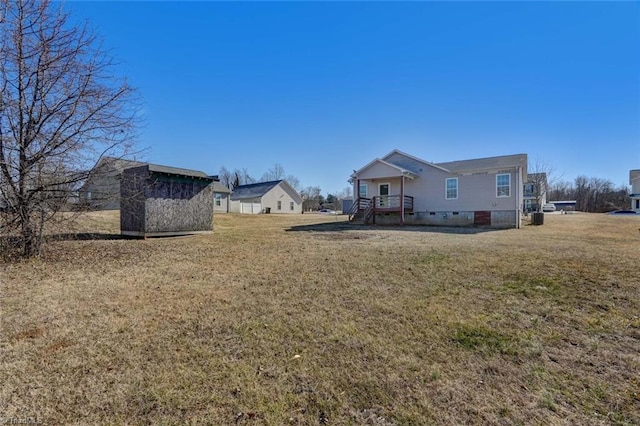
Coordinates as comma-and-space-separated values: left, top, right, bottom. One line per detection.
445, 178, 458, 200
497, 174, 511, 197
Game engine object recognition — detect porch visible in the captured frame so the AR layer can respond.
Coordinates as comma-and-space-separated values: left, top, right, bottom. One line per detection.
348, 195, 414, 225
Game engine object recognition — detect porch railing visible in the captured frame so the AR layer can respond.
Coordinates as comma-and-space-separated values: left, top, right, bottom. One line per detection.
349, 195, 413, 223
373, 195, 414, 211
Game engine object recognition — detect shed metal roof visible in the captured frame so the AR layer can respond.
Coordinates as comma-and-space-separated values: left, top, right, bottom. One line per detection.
145, 164, 213, 180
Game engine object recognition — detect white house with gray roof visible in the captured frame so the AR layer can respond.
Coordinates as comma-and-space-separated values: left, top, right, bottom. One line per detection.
230, 180, 302, 214
349, 149, 527, 228
630, 170, 640, 213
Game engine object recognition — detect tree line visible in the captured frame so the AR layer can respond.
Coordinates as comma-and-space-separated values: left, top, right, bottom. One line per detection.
549, 176, 630, 213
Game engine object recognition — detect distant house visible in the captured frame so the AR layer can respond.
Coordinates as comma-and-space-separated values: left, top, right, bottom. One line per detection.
230, 180, 302, 214
80, 157, 229, 212
349, 149, 527, 228
631, 170, 640, 212
522, 172, 547, 213
120, 164, 215, 237
212, 180, 232, 213
79, 157, 144, 210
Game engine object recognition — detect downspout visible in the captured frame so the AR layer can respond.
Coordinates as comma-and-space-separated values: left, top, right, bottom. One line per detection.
400, 175, 404, 225
356, 178, 360, 209
516, 167, 521, 229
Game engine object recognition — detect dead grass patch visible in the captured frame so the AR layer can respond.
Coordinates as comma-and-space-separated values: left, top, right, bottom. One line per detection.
1, 212, 639, 424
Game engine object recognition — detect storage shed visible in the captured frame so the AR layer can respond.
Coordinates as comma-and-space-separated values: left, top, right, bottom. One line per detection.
120, 164, 215, 237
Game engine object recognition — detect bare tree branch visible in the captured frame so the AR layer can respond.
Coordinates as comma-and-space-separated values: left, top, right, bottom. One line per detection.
1, 0, 139, 257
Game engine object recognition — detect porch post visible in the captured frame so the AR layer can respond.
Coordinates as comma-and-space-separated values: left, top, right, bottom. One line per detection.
400, 175, 405, 225
356, 179, 360, 199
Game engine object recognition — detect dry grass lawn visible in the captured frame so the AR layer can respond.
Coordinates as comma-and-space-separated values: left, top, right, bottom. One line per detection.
1, 212, 639, 425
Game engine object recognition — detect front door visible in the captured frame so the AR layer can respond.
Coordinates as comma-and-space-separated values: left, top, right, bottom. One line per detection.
379, 183, 389, 207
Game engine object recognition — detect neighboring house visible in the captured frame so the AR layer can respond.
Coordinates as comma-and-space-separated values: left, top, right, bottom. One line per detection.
120, 164, 215, 237
349, 149, 527, 229
212, 180, 232, 213
230, 180, 302, 214
80, 157, 228, 212
631, 170, 640, 212
79, 157, 145, 210
522, 172, 547, 213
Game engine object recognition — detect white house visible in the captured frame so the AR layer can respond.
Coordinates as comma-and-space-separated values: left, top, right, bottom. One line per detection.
630, 170, 640, 212
349, 149, 527, 228
230, 180, 302, 214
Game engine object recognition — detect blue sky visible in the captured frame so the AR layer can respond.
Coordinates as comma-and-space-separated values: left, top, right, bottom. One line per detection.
66, 1, 639, 194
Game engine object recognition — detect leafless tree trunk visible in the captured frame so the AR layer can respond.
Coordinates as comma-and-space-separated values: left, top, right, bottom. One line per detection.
527, 158, 559, 212
0, 0, 138, 257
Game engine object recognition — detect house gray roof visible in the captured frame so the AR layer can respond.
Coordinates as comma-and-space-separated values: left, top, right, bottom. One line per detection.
212, 181, 231, 194
435, 153, 527, 173
230, 180, 282, 200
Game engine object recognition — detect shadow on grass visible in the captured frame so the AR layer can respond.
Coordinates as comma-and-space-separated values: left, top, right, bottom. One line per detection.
45, 233, 131, 241
286, 221, 502, 235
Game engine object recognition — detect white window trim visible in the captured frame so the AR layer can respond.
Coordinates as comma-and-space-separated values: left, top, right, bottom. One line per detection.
277, 201, 282, 210
445, 177, 458, 200
496, 173, 511, 198
290, 201, 294, 211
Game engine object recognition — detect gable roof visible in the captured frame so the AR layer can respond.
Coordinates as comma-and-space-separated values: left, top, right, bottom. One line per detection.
351, 158, 419, 178
230, 180, 283, 200
212, 181, 231, 194
381, 149, 450, 173
435, 153, 527, 174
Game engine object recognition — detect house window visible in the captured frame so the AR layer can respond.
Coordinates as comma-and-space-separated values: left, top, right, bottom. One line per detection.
277, 201, 282, 210
497, 174, 511, 197
445, 178, 458, 199
523, 183, 534, 197
214, 193, 222, 206
290, 201, 294, 211
359, 183, 368, 198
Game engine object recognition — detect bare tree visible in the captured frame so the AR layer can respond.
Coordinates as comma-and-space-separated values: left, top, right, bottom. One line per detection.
218, 166, 233, 189
300, 185, 321, 211
0, 0, 138, 257
285, 174, 301, 192
261, 163, 285, 182
526, 158, 559, 212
